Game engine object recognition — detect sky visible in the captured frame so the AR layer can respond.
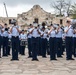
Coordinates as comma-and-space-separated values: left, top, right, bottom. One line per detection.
0, 0, 75, 17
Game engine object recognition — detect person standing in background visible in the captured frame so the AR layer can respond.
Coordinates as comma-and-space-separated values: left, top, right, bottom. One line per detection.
20, 30, 27, 55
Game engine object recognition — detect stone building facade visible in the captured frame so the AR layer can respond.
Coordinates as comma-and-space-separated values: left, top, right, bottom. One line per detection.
0, 5, 71, 29
17, 5, 54, 26
17, 5, 68, 26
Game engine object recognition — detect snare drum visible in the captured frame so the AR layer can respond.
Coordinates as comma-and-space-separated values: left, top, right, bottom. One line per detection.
20, 39, 26, 46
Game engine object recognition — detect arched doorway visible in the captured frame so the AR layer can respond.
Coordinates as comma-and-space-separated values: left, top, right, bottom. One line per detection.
34, 18, 38, 23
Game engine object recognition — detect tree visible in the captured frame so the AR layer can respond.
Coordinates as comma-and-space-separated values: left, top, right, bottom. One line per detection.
70, 3, 76, 19
51, 0, 72, 16
64, 1, 71, 16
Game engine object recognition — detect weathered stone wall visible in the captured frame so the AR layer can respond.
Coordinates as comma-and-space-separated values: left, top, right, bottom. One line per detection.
0, 5, 72, 30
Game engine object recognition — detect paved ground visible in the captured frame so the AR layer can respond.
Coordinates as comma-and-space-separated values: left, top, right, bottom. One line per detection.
0, 48, 76, 75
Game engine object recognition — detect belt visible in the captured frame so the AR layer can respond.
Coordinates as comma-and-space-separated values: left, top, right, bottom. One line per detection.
12, 36, 18, 38
66, 36, 72, 38
56, 37, 62, 39
32, 37, 38, 38
42, 38, 47, 39
3, 36, 8, 38
50, 37, 55, 38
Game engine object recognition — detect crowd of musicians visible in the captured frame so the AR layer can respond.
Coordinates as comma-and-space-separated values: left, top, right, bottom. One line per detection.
0, 18, 76, 61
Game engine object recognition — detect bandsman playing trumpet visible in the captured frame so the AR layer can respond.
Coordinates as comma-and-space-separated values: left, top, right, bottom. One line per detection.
48, 24, 57, 60
10, 21, 21, 61
56, 24, 63, 58
30, 23, 41, 61
64, 20, 74, 60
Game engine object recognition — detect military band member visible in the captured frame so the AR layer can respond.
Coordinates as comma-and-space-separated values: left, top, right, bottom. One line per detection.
48, 24, 57, 60
31, 24, 41, 61
41, 27, 48, 58
64, 20, 74, 60
56, 24, 63, 58
20, 30, 27, 55
37, 25, 42, 56
10, 21, 21, 61
27, 24, 33, 58
2, 23, 9, 57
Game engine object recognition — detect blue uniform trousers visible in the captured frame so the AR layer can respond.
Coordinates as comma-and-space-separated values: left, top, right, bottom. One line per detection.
65, 37, 73, 59
31, 37, 38, 60
11, 36, 19, 60
28, 38, 32, 57
3, 37, 8, 56
20, 45, 25, 55
38, 37, 42, 56
49, 37, 56, 60
56, 38, 62, 57
41, 38, 47, 57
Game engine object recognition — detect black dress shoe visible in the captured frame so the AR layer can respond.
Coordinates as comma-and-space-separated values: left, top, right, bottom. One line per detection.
57, 56, 63, 58
67, 58, 75, 60
36, 59, 39, 61
50, 59, 57, 61
66, 58, 70, 60
11, 59, 14, 61
11, 59, 19, 61
28, 56, 32, 58
3, 55, 8, 57
32, 59, 39, 61
42, 56, 47, 58
15, 59, 19, 61
21, 54, 25, 56
70, 58, 75, 60
8, 54, 11, 55
54, 59, 57, 60
32, 59, 35, 61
